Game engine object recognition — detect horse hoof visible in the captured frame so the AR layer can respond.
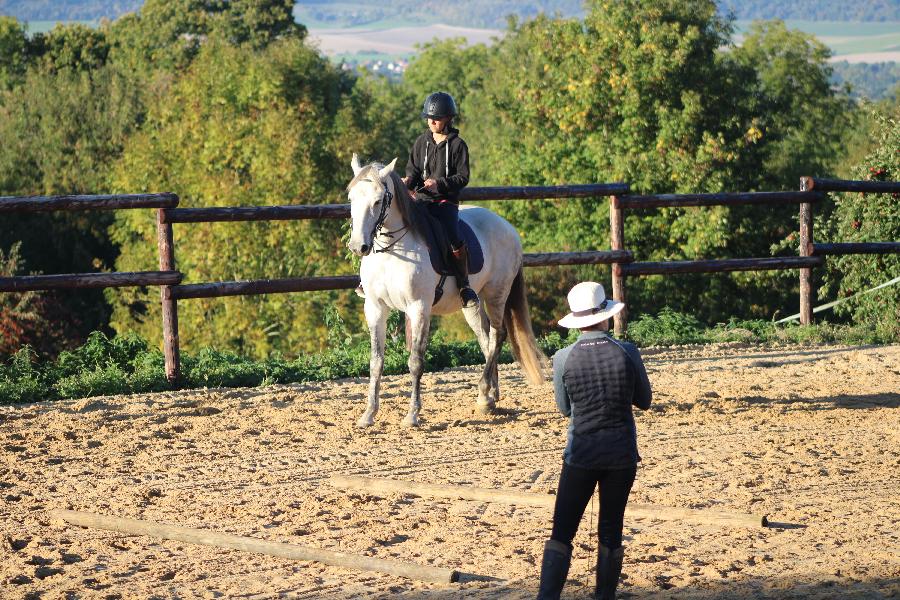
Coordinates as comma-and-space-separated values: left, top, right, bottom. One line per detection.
357, 416, 375, 428
402, 414, 419, 427
476, 402, 496, 415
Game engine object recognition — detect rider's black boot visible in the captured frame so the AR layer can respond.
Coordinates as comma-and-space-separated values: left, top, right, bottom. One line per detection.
450, 243, 479, 308
536, 539, 571, 600
594, 544, 624, 600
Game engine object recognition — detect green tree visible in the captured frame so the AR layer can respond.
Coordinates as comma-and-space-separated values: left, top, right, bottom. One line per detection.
107, 38, 401, 356
107, 0, 306, 75
732, 21, 851, 189
0, 64, 145, 352
212, 0, 306, 49
0, 16, 30, 90
106, 0, 210, 74
401, 1, 853, 327
405, 1, 739, 325
30, 23, 111, 73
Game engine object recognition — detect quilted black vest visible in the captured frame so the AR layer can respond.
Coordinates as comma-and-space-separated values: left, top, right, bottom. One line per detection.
562, 336, 641, 468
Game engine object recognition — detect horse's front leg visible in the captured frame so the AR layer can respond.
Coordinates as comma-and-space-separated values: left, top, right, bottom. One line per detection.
358, 299, 389, 428
403, 301, 431, 427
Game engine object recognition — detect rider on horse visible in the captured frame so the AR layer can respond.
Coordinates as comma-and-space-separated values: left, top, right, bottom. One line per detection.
355, 91, 479, 308
403, 91, 479, 308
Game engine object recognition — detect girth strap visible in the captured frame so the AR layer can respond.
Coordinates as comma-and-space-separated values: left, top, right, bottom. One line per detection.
432, 274, 449, 305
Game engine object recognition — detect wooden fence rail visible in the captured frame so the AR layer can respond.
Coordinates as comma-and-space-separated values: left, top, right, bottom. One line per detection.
0, 193, 178, 212
620, 256, 824, 276
618, 190, 826, 209
166, 251, 636, 302
812, 242, 900, 256
800, 177, 900, 193
0, 180, 897, 387
160, 183, 628, 224
0, 271, 181, 293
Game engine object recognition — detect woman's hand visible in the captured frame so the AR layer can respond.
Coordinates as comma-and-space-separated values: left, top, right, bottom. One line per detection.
422, 178, 439, 192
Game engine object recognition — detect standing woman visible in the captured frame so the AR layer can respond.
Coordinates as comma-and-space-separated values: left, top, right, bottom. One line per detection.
402, 91, 479, 308
537, 282, 652, 600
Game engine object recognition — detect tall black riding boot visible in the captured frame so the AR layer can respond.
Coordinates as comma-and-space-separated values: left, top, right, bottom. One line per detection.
536, 539, 571, 600
594, 544, 624, 600
450, 243, 479, 308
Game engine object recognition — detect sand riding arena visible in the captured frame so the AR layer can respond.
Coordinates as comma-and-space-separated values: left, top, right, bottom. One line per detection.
1, 342, 898, 598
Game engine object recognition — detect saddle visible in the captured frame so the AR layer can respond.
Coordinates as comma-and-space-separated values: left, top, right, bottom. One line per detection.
408, 201, 484, 303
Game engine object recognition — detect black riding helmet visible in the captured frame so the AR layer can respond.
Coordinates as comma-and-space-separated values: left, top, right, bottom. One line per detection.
421, 91, 458, 120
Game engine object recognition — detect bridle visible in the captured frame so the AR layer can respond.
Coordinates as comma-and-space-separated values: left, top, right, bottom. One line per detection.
359, 179, 409, 254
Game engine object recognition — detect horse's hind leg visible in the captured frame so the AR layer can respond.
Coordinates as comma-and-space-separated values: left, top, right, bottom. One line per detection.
462, 304, 499, 412
358, 299, 388, 428
403, 301, 431, 427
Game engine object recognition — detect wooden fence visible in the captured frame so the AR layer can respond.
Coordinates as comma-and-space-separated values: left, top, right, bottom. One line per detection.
2, 178, 898, 386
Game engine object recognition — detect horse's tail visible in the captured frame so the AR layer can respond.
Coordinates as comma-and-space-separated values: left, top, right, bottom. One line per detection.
504, 267, 548, 385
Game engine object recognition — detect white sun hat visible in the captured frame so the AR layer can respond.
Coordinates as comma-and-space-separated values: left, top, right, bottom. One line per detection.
557, 281, 625, 329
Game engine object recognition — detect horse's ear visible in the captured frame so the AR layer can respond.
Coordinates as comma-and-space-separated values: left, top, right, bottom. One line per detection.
351, 153, 363, 176
378, 157, 398, 180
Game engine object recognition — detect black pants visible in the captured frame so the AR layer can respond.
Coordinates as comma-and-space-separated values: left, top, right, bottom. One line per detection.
550, 462, 637, 550
425, 201, 462, 248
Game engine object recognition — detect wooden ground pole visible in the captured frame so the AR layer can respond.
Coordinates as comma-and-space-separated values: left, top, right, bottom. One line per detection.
51, 509, 459, 584
328, 475, 768, 528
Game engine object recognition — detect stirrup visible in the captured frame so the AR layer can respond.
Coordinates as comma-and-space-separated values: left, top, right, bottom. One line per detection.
355, 283, 365, 298
460, 287, 479, 308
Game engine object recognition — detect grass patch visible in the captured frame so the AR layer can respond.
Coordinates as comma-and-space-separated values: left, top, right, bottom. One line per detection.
1, 310, 895, 404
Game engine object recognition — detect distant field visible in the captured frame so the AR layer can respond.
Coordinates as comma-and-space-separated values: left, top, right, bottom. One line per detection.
17, 16, 900, 64
308, 24, 502, 58
735, 19, 900, 56
312, 19, 899, 62
293, 3, 420, 30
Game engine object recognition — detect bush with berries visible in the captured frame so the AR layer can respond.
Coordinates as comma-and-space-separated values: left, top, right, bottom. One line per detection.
823, 106, 900, 334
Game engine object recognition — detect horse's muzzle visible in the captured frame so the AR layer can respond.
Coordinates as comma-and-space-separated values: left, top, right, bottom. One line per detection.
348, 241, 372, 257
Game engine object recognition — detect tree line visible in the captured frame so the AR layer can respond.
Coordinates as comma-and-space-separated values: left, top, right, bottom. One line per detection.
0, 1, 142, 22
831, 62, 900, 101
5, 1, 898, 28
0, 0, 896, 360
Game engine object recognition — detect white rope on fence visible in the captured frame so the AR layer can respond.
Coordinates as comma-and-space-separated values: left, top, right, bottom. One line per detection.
776, 274, 900, 324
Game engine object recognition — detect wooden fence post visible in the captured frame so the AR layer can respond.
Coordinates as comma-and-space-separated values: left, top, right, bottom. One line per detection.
157, 208, 180, 386
610, 195, 627, 336
798, 179, 815, 325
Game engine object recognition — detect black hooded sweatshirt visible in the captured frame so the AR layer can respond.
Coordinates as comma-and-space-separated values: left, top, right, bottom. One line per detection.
405, 127, 470, 204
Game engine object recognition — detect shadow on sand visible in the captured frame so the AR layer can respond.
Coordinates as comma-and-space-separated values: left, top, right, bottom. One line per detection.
385, 573, 899, 599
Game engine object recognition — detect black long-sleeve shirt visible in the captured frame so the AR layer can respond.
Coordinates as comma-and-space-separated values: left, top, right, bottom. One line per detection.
405, 127, 470, 204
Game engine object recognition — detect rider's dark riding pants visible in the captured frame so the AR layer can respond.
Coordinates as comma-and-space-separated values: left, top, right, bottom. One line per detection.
426, 201, 463, 248
550, 462, 636, 550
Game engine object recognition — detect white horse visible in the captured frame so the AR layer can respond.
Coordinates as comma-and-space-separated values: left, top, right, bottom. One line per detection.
347, 154, 546, 427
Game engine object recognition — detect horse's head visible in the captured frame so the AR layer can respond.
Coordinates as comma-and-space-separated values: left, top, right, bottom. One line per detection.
347, 154, 399, 256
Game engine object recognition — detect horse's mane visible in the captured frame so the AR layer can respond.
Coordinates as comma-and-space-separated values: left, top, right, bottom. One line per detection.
348, 163, 427, 242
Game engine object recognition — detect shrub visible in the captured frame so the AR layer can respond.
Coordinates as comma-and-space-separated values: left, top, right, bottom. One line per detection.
627, 307, 706, 346
0, 347, 49, 403
823, 105, 900, 331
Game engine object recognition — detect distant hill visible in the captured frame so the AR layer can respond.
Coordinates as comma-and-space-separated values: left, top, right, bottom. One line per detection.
0, 1, 141, 21
718, 0, 900, 22
296, 1, 900, 29
2, 1, 897, 28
